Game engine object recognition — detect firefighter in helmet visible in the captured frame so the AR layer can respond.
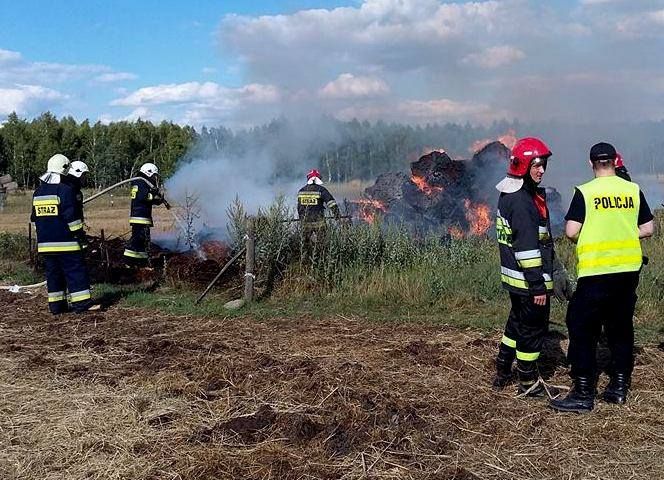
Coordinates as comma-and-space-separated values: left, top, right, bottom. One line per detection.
64, 161, 89, 233
297, 169, 340, 247
31, 154, 93, 314
123, 162, 164, 265
614, 152, 631, 181
493, 137, 571, 396
550, 142, 654, 413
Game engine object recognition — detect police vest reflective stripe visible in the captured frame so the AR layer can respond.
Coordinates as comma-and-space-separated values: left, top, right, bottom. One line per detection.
576, 176, 642, 278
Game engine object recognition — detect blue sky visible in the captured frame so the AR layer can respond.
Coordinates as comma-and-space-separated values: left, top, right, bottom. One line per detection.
1, 0, 664, 127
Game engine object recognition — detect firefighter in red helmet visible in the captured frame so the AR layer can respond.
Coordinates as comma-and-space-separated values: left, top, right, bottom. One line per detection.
493, 137, 571, 396
297, 169, 340, 254
614, 152, 631, 181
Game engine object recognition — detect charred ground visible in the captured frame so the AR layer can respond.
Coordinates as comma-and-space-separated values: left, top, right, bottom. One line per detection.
1, 290, 663, 479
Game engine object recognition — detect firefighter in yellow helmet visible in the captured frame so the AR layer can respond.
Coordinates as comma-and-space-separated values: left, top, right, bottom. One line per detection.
550, 142, 655, 413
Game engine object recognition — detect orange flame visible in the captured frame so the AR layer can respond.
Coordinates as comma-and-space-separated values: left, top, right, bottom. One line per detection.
463, 199, 492, 236
448, 226, 464, 239
470, 128, 518, 153
411, 174, 443, 196
351, 198, 387, 224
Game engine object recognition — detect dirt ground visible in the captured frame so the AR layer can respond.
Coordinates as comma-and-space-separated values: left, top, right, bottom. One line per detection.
1, 290, 663, 480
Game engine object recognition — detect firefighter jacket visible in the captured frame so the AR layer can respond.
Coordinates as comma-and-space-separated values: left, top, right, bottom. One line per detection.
62, 175, 84, 222
31, 181, 84, 254
297, 183, 340, 227
496, 185, 554, 296
129, 176, 162, 226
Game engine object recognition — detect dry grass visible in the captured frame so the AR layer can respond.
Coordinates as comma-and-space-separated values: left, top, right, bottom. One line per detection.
1, 290, 663, 479
0, 189, 175, 236
0, 180, 368, 236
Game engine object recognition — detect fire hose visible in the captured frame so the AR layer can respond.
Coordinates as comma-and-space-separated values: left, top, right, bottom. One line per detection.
1, 176, 181, 292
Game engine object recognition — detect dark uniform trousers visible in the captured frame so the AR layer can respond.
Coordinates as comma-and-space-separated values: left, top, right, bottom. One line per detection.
500, 292, 550, 363
566, 271, 639, 378
44, 252, 92, 314
125, 225, 151, 265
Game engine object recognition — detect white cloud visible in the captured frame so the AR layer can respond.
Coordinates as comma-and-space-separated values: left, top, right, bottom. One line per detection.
111, 81, 280, 107
123, 107, 165, 122
94, 72, 137, 83
615, 9, 664, 36
461, 45, 525, 69
319, 73, 389, 99
0, 58, 108, 84
0, 84, 67, 116
202, 67, 217, 75
580, 0, 626, 5
218, 0, 539, 87
0, 49, 22, 64
337, 97, 505, 124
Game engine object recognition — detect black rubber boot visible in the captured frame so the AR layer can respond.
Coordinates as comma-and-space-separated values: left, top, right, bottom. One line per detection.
550, 376, 595, 413
492, 346, 515, 390
602, 373, 630, 405
516, 360, 546, 397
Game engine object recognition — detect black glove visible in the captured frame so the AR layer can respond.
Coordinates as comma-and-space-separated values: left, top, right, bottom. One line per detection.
75, 230, 89, 250
150, 188, 164, 205
552, 257, 573, 302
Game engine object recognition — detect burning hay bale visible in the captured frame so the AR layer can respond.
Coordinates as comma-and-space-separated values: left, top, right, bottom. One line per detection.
350, 142, 509, 236
350, 141, 563, 237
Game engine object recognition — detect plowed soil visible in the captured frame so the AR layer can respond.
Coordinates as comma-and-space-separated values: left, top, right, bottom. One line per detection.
1, 290, 663, 479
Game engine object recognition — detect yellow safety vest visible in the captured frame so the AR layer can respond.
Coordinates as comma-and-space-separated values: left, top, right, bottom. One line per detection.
576, 176, 642, 278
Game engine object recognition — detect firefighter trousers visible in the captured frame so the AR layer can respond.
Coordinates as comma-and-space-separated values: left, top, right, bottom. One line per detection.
124, 225, 151, 265
43, 252, 92, 314
566, 271, 639, 379
300, 223, 327, 261
499, 292, 551, 366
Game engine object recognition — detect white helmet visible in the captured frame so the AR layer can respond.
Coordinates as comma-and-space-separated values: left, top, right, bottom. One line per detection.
69, 161, 89, 178
139, 162, 159, 177
46, 154, 70, 174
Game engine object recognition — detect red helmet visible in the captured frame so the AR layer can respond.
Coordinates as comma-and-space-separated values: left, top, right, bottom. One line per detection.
615, 152, 624, 169
508, 137, 552, 177
307, 169, 321, 181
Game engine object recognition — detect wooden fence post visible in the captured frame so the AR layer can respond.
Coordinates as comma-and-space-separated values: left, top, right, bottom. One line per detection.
244, 217, 255, 303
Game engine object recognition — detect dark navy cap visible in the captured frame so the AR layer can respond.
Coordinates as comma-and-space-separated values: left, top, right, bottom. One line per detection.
589, 142, 617, 162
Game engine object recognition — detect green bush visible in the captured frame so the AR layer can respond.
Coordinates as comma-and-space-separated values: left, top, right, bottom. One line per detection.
0, 232, 30, 260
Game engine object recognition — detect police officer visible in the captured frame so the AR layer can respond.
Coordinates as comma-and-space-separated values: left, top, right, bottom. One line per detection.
297, 169, 340, 247
492, 137, 570, 396
123, 162, 164, 264
31, 154, 92, 314
550, 142, 655, 413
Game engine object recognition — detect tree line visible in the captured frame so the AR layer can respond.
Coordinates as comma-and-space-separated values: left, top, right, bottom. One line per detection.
1, 112, 662, 188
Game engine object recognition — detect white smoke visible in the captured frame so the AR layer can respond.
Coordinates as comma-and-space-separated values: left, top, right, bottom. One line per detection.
165, 151, 300, 238
164, 117, 344, 239
635, 175, 664, 213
